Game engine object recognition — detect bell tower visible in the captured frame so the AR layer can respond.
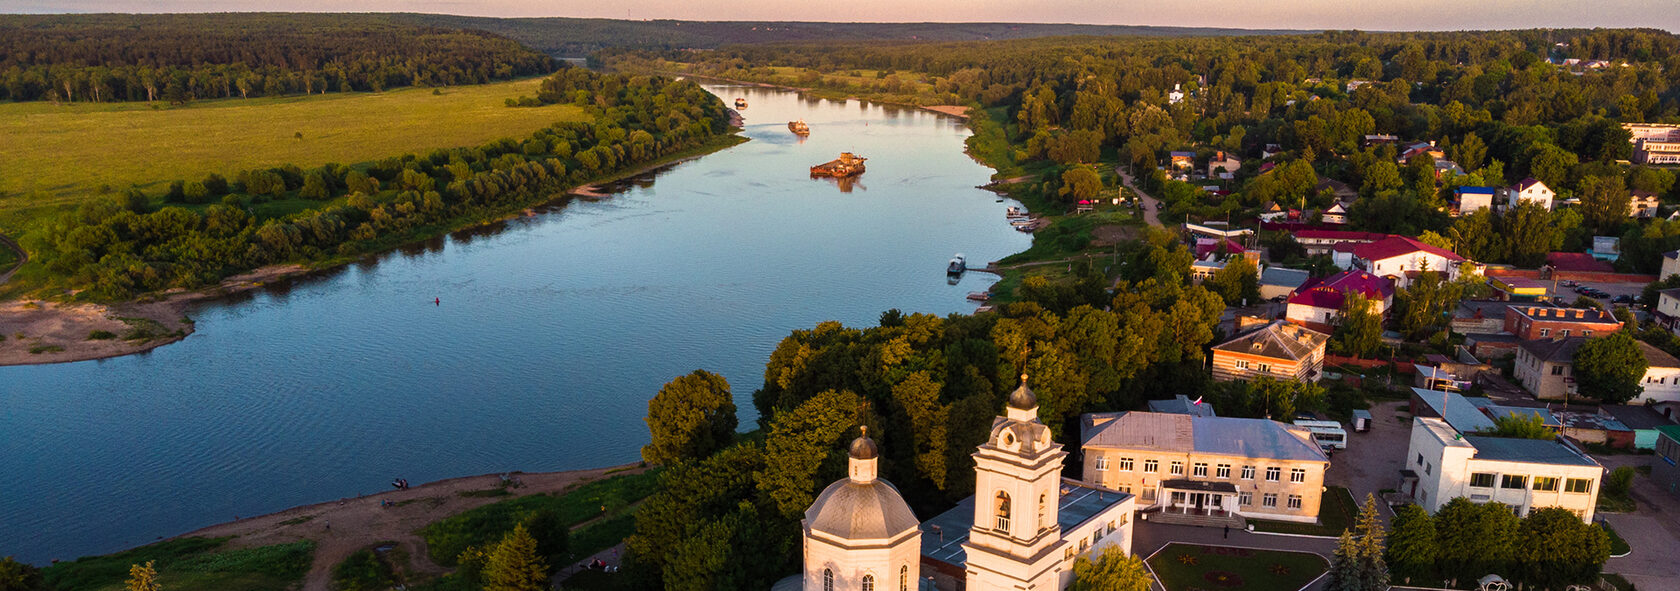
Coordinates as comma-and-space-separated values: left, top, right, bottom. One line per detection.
962, 375, 1069, 591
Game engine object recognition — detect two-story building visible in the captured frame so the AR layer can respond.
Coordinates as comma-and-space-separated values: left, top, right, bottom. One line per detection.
1452, 186, 1497, 216
1507, 178, 1555, 211
1514, 337, 1680, 403
1080, 411, 1330, 525
1209, 321, 1329, 383
1402, 417, 1603, 522
1206, 151, 1241, 179
1351, 236, 1468, 288
1660, 251, 1680, 281
1631, 191, 1661, 218
1654, 425, 1680, 499
1655, 287, 1680, 334
1502, 306, 1623, 340
1284, 270, 1395, 332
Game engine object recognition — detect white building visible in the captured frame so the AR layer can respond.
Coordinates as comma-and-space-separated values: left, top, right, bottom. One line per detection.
1351, 236, 1469, 288
1660, 250, 1680, 280
800, 431, 923, 591
1167, 84, 1185, 105
1401, 417, 1603, 522
1321, 202, 1348, 225
1507, 178, 1555, 211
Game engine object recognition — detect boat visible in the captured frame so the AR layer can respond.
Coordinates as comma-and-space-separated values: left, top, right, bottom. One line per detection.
811, 152, 867, 177
947, 253, 966, 275
735, 98, 747, 108
788, 119, 810, 135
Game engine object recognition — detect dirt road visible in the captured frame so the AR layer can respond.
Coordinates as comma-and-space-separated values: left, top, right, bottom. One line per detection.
1117, 168, 1163, 227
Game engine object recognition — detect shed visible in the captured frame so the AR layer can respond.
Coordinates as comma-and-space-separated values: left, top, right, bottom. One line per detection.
1601, 405, 1674, 450
1351, 409, 1373, 432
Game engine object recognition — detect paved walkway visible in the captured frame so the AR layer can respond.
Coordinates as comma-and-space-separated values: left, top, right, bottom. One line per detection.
1594, 454, 1680, 590
553, 542, 627, 588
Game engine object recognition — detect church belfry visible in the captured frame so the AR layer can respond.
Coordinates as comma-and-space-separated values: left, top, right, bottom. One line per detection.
962, 375, 1069, 590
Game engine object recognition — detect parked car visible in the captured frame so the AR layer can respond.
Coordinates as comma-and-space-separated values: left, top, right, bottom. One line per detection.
1612, 294, 1633, 304
1561, 280, 1578, 287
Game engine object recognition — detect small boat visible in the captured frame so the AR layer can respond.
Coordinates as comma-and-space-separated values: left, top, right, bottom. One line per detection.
811, 152, 867, 177
966, 291, 991, 302
789, 119, 810, 135
947, 254, 967, 275
735, 98, 747, 108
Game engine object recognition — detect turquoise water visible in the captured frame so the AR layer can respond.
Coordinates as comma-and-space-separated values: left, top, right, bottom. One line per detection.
0, 84, 1031, 563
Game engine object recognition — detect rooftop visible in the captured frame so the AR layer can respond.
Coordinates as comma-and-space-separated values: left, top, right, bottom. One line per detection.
1411, 387, 1498, 433
1463, 435, 1598, 467
1518, 337, 1587, 364
1454, 186, 1498, 195
1081, 411, 1328, 463
1600, 405, 1673, 430
1293, 229, 1387, 242
1287, 270, 1394, 309
1657, 424, 1680, 444
1147, 394, 1217, 418
1456, 300, 1517, 320
1212, 321, 1328, 362
1485, 405, 1562, 428
1352, 235, 1466, 264
1260, 266, 1311, 288
1507, 306, 1619, 325
919, 479, 1130, 567
1553, 410, 1632, 433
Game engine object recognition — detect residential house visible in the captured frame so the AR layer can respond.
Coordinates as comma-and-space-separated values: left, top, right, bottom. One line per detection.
1259, 266, 1311, 301
1207, 151, 1241, 179
1293, 230, 1387, 256
1347, 80, 1374, 93
1631, 191, 1661, 218
1653, 425, 1680, 498
1502, 306, 1622, 341
1148, 394, 1216, 417
1351, 235, 1468, 288
1402, 417, 1603, 522
1514, 337, 1680, 403
1654, 288, 1680, 333
1661, 251, 1680, 280
1315, 176, 1357, 202
1169, 151, 1196, 173
1190, 256, 1225, 282
1321, 202, 1348, 225
1210, 321, 1329, 383
1508, 178, 1555, 211
1081, 411, 1330, 524
1284, 270, 1395, 332
1453, 186, 1498, 216
1433, 159, 1464, 180
1261, 144, 1284, 160
1399, 141, 1445, 162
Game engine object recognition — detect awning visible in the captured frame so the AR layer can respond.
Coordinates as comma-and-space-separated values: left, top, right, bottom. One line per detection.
1160, 479, 1239, 494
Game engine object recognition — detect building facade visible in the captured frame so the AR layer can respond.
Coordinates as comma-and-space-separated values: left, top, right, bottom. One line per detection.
1351, 236, 1468, 288
801, 432, 923, 591
1080, 411, 1330, 524
1514, 337, 1680, 403
1284, 270, 1394, 332
1210, 321, 1328, 383
1403, 417, 1603, 522
1501, 306, 1622, 341
1508, 178, 1555, 211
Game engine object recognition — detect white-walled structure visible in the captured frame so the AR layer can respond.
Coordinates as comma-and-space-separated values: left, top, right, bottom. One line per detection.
1351, 236, 1468, 288
802, 431, 923, 591
1401, 417, 1603, 522
1507, 178, 1555, 211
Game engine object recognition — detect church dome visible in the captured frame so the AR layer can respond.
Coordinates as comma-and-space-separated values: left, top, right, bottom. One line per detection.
1007, 374, 1036, 410
849, 435, 879, 460
804, 477, 920, 541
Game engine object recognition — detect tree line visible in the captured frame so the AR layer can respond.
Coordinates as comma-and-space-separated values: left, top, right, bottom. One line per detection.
11, 70, 731, 300
0, 13, 556, 103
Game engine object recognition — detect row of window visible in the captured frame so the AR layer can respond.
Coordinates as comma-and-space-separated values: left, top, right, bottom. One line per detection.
821, 566, 910, 591
1535, 328, 1592, 338
1468, 472, 1592, 493
1096, 457, 1306, 483
1234, 491, 1304, 510
1232, 359, 1273, 373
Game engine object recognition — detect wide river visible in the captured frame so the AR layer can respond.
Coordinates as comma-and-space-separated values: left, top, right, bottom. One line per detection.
0, 84, 1030, 564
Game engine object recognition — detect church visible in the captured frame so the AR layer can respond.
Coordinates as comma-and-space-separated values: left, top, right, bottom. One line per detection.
776, 377, 1136, 591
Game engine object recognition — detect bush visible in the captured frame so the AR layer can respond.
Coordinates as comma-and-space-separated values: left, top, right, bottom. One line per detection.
331, 549, 395, 591
1605, 466, 1635, 498
88, 330, 117, 340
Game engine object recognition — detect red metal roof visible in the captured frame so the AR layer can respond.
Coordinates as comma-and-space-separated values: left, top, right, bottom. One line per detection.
1352, 236, 1465, 263
1544, 252, 1614, 273
1287, 270, 1395, 309
1293, 230, 1388, 241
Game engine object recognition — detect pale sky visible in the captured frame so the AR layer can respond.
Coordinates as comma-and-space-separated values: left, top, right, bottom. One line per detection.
3, 0, 1678, 33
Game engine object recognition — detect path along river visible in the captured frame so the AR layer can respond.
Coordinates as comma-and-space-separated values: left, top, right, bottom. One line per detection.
0, 83, 1031, 564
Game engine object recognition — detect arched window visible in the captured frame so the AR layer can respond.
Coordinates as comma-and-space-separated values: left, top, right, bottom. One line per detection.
862, 574, 874, 591
823, 569, 833, 591
900, 566, 908, 591
995, 491, 1012, 531
1038, 493, 1046, 531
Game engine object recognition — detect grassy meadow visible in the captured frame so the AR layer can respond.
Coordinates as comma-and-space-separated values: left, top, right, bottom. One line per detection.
0, 77, 586, 231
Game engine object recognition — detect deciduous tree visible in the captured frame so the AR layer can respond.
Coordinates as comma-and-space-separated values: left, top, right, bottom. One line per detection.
643, 370, 738, 465
1573, 331, 1647, 403
1070, 546, 1153, 591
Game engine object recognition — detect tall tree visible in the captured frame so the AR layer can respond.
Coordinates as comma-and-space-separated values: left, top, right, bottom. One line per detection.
1514, 507, 1610, 589
755, 389, 866, 518
1328, 531, 1360, 591
1573, 331, 1647, 403
125, 561, 160, 591
643, 370, 738, 465
484, 525, 549, 591
1332, 292, 1382, 358
1578, 174, 1630, 233
1352, 494, 1390, 591
1070, 546, 1154, 591
1205, 256, 1260, 306
1385, 504, 1437, 585
0, 557, 45, 591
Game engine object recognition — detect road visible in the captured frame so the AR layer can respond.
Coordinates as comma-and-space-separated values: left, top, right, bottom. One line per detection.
1594, 454, 1680, 590
1117, 167, 1163, 227
0, 231, 25, 286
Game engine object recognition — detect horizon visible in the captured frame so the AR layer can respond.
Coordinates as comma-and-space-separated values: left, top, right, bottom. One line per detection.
3, 0, 1678, 34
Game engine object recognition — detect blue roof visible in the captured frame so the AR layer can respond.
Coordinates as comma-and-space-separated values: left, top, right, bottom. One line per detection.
919, 480, 1130, 567
1411, 388, 1498, 433
1462, 435, 1599, 467
1170, 151, 1196, 157
1455, 186, 1498, 195
1148, 395, 1216, 417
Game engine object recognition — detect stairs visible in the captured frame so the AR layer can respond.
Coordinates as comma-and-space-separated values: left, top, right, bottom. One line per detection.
1143, 508, 1247, 529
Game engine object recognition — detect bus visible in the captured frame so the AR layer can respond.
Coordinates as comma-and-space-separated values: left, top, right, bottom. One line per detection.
1292, 420, 1348, 450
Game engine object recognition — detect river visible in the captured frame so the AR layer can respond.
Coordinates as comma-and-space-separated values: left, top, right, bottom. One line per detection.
0, 83, 1031, 564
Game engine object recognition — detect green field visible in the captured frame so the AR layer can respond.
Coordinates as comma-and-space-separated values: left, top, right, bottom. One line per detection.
1146, 543, 1327, 591
0, 78, 586, 230
41, 537, 314, 591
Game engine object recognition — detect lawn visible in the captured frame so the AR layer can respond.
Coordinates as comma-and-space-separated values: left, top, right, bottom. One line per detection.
41, 537, 313, 591
1603, 522, 1631, 556
1249, 486, 1358, 537
0, 77, 586, 231
1147, 543, 1327, 591
419, 469, 660, 566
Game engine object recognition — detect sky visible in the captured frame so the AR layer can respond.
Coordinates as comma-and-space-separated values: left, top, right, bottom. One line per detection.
2, 0, 1678, 32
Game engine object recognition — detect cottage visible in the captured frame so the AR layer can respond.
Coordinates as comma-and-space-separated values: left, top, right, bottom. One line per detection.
1508, 178, 1555, 211
1284, 270, 1395, 332
1351, 235, 1468, 288
1655, 288, 1680, 334
1210, 321, 1329, 383
1206, 151, 1241, 179
1631, 191, 1661, 218
1321, 202, 1348, 225
1452, 186, 1498, 216
1169, 151, 1196, 171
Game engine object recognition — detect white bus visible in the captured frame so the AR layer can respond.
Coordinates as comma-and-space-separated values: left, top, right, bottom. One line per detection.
1292, 420, 1348, 450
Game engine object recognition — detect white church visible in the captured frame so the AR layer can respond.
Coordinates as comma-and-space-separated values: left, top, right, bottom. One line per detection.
775, 377, 1136, 591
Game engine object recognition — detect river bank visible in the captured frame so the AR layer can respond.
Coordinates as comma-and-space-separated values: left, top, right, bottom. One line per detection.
673, 72, 974, 122
0, 133, 747, 367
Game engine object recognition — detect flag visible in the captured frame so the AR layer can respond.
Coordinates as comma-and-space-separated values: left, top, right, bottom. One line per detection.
1192, 396, 1204, 406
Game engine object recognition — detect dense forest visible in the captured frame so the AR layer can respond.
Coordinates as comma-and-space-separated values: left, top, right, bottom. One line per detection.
0, 14, 556, 102
7, 68, 732, 299
617, 28, 1680, 271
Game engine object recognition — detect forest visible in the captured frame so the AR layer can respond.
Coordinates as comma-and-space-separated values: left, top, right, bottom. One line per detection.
5, 68, 733, 300
612, 27, 1680, 272
0, 14, 556, 103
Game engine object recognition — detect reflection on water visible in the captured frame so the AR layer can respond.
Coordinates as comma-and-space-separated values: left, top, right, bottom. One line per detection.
0, 83, 1032, 564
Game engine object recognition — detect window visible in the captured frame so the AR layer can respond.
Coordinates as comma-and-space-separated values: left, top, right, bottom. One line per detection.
1565, 478, 1593, 494
1092, 531, 1101, 546
1258, 363, 1272, 373
1143, 459, 1158, 473
1265, 467, 1281, 482
995, 491, 1011, 531
1470, 473, 1496, 488
1424, 462, 1431, 475
1107, 520, 1116, 534
1552, 365, 1565, 376
1038, 494, 1046, 532
1262, 493, 1278, 507
1287, 494, 1303, 510
824, 569, 833, 591
1142, 487, 1156, 502
863, 575, 874, 591
900, 566, 908, 591
1170, 461, 1185, 476
1119, 457, 1134, 471
1501, 474, 1528, 489
1540, 328, 1550, 337
1583, 330, 1592, 337
1417, 453, 1424, 466
1193, 463, 1208, 477
1290, 468, 1306, 483
1096, 457, 1109, 471
1241, 465, 1255, 480
1560, 329, 1570, 336
1216, 464, 1231, 479
1236, 359, 1250, 370
1533, 477, 1559, 492
1238, 492, 1252, 506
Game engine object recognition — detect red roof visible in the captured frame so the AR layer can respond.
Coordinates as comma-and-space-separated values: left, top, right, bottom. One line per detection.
1514, 177, 1546, 191
1352, 236, 1465, 263
1287, 270, 1395, 309
1293, 230, 1388, 241
1196, 238, 1246, 259
1545, 252, 1614, 273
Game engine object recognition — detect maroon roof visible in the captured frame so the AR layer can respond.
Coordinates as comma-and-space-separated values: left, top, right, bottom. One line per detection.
1293, 230, 1388, 242
1196, 238, 1246, 259
1352, 236, 1465, 263
1514, 177, 1545, 191
1287, 270, 1395, 309
1545, 252, 1614, 273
